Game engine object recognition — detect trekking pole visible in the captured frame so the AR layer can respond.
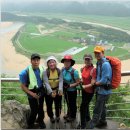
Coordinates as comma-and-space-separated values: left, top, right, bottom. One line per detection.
76, 83, 83, 129
76, 85, 81, 129
63, 90, 67, 129
65, 89, 70, 119
58, 91, 62, 129
34, 86, 40, 105
55, 90, 61, 129
65, 89, 75, 129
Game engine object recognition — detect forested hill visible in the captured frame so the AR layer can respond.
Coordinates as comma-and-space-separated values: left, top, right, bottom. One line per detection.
2, 1, 130, 17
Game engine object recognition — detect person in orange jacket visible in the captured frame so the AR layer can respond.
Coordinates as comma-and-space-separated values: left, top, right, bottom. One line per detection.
79, 54, 96, 129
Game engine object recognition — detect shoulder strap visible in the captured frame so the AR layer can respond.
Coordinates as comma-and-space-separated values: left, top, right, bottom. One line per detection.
61, 67, 65, 72
56, 68, 61, 77
46, 68, 50, 78
98, 60, 109, 79
62, 67, 76, 82
70, 68, 76, 82
96, 61, 103, 79
99, 63, 103, 79
26, 68, 30, 86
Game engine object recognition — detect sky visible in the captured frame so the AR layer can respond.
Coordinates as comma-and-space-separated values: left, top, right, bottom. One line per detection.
3, 0, 130, 2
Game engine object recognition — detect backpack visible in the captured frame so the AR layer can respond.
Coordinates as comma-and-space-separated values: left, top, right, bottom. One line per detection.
98, 56, 121, 89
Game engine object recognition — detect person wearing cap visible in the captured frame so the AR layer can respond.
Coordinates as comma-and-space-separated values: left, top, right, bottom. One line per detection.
78, 54, 96, 129
43, 56, 63, 123
88, 46, 112, 129
61, 55, 80, 122
19, 53, 46, 129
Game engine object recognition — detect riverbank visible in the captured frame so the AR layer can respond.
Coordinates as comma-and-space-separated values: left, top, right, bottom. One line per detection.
1, 22, 39, 76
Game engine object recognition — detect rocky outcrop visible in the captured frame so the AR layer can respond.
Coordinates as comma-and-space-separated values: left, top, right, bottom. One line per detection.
1, 100, 30, 129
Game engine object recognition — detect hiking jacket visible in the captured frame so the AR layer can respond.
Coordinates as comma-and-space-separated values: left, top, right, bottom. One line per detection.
19, 65, 44, 98
82, 65, 96, 93
62, 67, 79, 92
96, 57, 112, 95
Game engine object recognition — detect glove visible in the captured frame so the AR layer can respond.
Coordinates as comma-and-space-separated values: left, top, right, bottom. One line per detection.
63, 82, 70, 88
58, 90, 63, 96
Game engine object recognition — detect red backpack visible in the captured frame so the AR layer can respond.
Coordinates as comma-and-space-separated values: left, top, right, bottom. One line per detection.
106, 56, 121, 89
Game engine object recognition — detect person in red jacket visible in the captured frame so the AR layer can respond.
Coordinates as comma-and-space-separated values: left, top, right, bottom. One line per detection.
79, 54, 96, 129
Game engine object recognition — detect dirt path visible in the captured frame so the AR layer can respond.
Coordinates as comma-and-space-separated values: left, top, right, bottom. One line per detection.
83, 21, 130, 35
63, 19, 130, 35
37, 24, 58, 35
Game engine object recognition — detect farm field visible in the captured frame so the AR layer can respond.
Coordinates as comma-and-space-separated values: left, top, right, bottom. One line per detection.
12, 20, 130, 63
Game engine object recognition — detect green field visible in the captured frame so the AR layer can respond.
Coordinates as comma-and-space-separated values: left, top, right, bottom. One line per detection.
18, 23, 82, 54
13, 19, 130, 63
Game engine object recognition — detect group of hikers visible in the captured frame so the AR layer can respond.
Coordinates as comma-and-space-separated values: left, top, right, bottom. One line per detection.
19, 45, 120, 129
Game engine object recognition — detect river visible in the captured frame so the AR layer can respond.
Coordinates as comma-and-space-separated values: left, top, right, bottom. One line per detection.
0, 22, 24, 35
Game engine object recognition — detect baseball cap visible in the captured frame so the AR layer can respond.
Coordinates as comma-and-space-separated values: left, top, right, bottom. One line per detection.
94, 46, 105, 53
31, 53, 41, 60
83, 54, 93, 60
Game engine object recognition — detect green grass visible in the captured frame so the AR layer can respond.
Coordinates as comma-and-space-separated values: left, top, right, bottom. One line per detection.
53, 31, 87, 39
13, 23, 129, 63
54, 31, 77, 38
19, 34, 82, 54
1, 82, 28, 104
105, 47, 129, 56
17, 23, 87, 55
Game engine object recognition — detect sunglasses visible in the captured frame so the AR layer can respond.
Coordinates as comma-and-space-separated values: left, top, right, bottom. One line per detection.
84, 58, 91, 61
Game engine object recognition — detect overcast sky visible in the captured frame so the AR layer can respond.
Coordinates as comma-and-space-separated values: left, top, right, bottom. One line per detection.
3, 0, 130, 3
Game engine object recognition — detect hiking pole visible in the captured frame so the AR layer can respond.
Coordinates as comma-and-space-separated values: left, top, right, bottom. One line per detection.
76, 85, 82, 129
65, 89, 74, 129
34, 86, 40, 105
76, 82, 84, 129
63, 89, 67, 129
55, 90, 61, 129
65, 88, 74, 129
63, 82, 72, 128
58, 92, 62, 129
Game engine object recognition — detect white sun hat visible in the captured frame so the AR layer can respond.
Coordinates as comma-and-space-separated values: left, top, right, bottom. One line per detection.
46, 56, 58, 65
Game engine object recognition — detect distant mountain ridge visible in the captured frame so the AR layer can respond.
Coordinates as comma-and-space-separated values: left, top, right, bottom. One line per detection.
2, 1, 130, 17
